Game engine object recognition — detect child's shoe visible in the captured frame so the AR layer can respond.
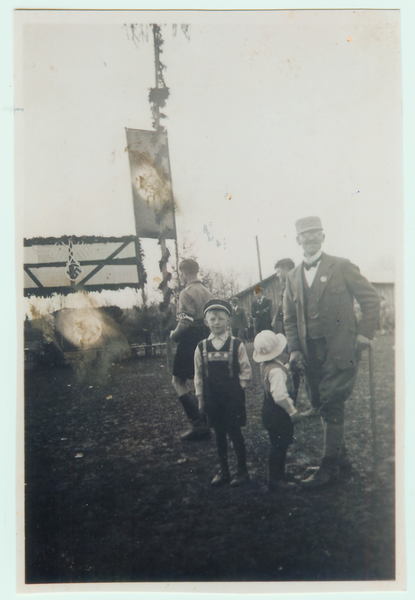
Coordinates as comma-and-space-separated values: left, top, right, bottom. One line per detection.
211, 470, 231, 487
230, 471, 250, 487
181, 425, 211, 441
269, 478, 297, 492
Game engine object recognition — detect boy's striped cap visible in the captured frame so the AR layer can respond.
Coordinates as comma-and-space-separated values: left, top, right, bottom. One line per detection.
203, 299, 232, 316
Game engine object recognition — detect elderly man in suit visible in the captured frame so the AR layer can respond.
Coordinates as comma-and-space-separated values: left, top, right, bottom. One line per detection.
283, 216, 380, 488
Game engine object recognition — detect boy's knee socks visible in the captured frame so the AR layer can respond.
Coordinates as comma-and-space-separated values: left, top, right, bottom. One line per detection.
214, 429, 229, 472
269, 445, 288, 481
229, 429, 247, 473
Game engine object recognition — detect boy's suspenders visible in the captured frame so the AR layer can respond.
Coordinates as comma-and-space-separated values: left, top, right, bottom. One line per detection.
262, 361, 294, 398
202, 336, 236, 379
228, 336, 234, 378
202, 339, 209, 378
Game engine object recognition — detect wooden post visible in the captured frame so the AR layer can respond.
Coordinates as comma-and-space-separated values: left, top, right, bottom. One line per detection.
151, 23, 176, 368
152, 24, 162, 131
256, 235, 263, 282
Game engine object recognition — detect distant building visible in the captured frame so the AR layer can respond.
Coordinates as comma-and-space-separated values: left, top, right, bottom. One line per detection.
231, 273, 283, 322
232, 273, 395, 330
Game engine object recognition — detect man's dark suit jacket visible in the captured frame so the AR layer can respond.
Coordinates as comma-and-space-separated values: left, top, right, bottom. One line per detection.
251, 297, 272, 332
283, 253, 380, 370
231, 306, 248, 330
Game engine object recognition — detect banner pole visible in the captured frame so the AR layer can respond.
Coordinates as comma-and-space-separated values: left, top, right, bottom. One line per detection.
256, 235, 263, 282
164, 133, 180, 291
151, 24, 171, 307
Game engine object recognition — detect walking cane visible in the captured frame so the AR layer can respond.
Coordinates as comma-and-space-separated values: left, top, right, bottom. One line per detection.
368, 343, 378, 482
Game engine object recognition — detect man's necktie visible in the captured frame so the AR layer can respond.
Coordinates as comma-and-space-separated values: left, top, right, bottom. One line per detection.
303, 257, 322, 271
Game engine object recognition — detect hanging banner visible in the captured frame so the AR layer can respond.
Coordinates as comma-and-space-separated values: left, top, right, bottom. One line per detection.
126, 128, 176, 239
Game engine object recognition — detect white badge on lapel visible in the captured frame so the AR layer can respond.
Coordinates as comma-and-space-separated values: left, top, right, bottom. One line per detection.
320, 276, 327, 283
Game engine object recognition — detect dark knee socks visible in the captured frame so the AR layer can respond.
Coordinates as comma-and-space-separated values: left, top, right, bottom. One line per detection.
228, 427, 247, 474
214, 426, 247, 474
268, 443, 288, 482
214, 429, 229, 473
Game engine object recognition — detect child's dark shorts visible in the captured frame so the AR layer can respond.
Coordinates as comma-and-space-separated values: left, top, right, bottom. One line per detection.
262, 393, 294, 445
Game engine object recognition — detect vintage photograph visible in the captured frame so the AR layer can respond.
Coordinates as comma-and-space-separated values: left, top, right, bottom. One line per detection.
15, 8, 403, 591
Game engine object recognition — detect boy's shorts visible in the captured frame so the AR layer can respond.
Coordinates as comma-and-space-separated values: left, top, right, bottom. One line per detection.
262, 394, 294, 445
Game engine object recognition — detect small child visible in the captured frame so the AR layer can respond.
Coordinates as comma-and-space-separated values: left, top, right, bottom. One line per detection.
253, 330, 300, 491
194, 299, 252, 487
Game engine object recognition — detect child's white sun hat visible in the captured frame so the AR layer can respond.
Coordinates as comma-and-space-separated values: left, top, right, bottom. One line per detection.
253, 331, 287, 363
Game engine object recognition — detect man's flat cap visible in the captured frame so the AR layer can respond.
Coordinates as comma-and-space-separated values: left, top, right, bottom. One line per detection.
295, 216, 323, 235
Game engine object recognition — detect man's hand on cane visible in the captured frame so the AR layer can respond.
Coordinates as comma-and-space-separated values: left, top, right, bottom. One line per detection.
355, 334, 371, 362
356, 334, 370, 350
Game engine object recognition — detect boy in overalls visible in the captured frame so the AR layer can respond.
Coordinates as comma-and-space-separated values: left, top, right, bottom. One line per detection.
194, 299, 252, 487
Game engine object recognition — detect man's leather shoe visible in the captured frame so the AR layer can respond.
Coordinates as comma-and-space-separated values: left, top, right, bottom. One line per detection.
299, 466, 337, 489
211, 470, 231, 486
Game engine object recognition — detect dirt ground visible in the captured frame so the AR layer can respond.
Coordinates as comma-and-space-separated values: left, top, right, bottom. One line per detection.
24, 334, 395, 584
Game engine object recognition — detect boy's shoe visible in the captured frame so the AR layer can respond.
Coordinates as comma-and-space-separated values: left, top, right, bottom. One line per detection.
211, 470, 231, 487
181, 425, 211, 441
299, 407, 320, 418
269, 479, 297, 492
230, 472, 250, 487
282, 471, 300, 483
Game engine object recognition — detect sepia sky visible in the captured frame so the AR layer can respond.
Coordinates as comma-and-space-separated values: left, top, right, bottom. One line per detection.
16, 9, 401, 299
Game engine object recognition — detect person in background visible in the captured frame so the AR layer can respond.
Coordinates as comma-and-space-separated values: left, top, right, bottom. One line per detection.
271, 258, 295, 335
170, 259, 213, 441
283, 216, 380, 488
253, 330, 301, 492
251, 286, 272, 334
194, 299, 252, 487
230, 297, 248, 341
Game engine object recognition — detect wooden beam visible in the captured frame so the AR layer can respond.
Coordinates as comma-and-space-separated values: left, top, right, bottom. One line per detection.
24, 266, 44, 289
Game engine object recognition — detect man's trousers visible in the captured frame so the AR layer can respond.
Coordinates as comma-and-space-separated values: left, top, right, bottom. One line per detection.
305, 337, 357, 425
